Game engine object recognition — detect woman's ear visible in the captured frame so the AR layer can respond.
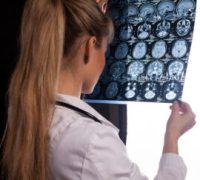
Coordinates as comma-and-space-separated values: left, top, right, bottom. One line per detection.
83, 36, 97, 65
96, 0, 108, 13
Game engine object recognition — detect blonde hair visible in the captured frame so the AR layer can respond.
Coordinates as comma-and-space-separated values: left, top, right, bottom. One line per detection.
2, 0, 113, 180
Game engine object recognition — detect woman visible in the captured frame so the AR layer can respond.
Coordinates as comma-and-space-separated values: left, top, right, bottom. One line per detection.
2, 0, 196, 180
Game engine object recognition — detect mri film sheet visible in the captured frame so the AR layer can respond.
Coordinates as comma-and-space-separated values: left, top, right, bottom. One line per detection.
85, 0, 196, 104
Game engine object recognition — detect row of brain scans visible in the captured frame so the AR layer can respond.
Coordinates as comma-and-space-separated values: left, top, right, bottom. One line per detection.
117, 18, 193, 40
111, 39, 189, 60
88, 80, 183, 102
85, 0, 196, 103
108, 60, 185, 81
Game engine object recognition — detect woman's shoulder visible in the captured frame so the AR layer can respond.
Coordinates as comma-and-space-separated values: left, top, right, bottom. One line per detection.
49, 104, 117, 148
48, 95, 118, 154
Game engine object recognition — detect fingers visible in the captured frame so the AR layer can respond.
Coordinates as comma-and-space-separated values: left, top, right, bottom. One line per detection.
177, 101, 196, 121
168, 100, 196, 137
170, 100, 195, 116
170, 101, 181, 116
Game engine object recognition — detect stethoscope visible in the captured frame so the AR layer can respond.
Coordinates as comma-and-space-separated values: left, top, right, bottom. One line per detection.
56, 101, 102, 124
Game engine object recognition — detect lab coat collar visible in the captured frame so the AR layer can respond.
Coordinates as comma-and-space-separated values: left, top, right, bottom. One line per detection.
56, 94, 119, 131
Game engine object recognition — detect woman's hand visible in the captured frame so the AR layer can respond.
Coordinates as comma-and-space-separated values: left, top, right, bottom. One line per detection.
167, 101, 196, 139
163, 101, 196, 154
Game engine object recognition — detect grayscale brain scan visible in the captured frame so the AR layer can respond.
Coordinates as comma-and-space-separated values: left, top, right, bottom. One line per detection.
109, 61, 126, 80
119, 24, 134, 41
114, 42, 129, 59
105, 81, 119, 99
123, 81, 140, 100
162, 81, 182, 101
132, 41, 147, 59
167, 60, 185, 80
157, 1, 175, 17
177, 0, 195, 17
86, 0, 196, 103
171, 39, 188, 58
137, 23, 151, 39
156, 20, 171, 38
146, 61, 164, 81
151, 40, 167, 59
123, 4, 138, 18
176, 19, 191, 36
127, 61, 144, 80
142, 82, 160, 101
139, 3, 156, 21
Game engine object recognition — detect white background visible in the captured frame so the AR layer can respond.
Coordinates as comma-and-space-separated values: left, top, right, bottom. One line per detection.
127, 2, 200, 179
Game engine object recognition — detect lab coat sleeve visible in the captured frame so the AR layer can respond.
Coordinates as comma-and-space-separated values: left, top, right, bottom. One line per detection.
81, 125, 187, 180
154, 153, 187, 180
81, 124, 148, 180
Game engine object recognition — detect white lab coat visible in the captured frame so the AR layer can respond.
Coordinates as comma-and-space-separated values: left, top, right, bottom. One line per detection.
48, 94, 186, 180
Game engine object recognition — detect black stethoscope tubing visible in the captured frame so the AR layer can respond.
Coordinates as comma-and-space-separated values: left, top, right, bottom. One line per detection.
56, 101, 102, 124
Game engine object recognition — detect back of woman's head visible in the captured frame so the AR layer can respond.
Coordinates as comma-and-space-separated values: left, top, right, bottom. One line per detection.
62, 0, 113, 56
2, 0, 113, 180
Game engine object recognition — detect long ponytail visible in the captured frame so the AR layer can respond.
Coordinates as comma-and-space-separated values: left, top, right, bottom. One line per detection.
2, 0, 65, 179
2, 0, 114, 179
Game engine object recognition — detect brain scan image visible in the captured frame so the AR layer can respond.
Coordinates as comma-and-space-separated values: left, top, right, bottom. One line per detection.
137, 23, 151, 39
109, 61, 126, 79
85, 0, 196, 103
157, 0, 175, 18
177, 0, 195, 17
163, 81, 182, 101
122, 5, 138, 18
123, 81, 139, 100
124, 5, 140, 24
171, 39, 188, 58
115, 42, 129, 60
105, 81, 119, 99
142, 82, 160, 101
132, 41, 147, 59
139, 3, 155, 20
156, 20, 171, 38
119, 24, 134, 41
176, 19, 191, 37
151, 40, 167, 59
167, 60, 185, 80
147, 61, 164, 81
127, 61, 144, 79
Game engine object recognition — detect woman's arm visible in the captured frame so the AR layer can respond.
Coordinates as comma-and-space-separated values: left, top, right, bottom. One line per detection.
154, 101, 196, 180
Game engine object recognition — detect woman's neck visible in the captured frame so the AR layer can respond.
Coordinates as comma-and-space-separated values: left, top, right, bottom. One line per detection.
56, 68, 82, 98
